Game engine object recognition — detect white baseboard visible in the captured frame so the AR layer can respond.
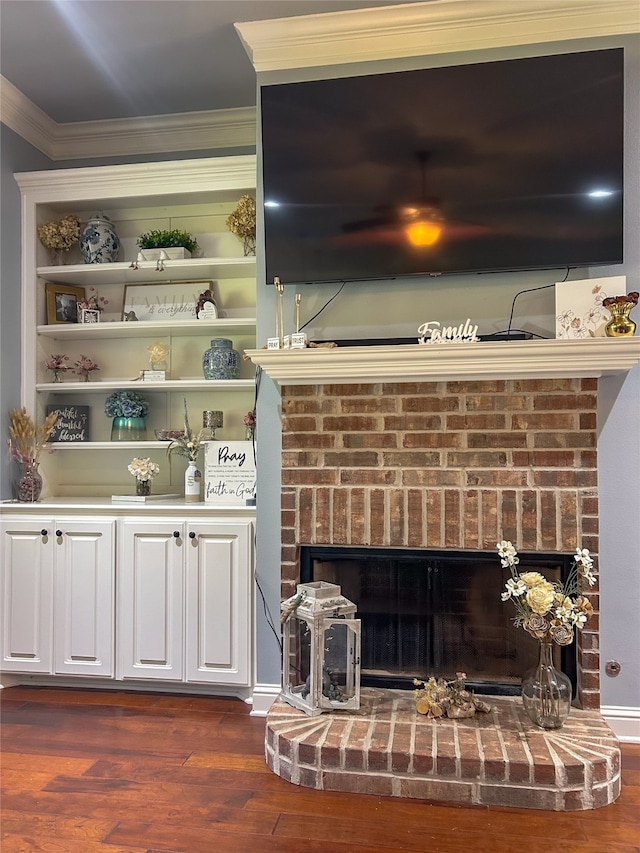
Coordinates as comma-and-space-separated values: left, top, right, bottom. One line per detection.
601, 705, 640, 743
250, 683, 280, 716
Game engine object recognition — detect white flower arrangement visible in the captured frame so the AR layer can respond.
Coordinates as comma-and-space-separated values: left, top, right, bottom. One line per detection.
498, 540, 596, 646
127, 457, 160, 482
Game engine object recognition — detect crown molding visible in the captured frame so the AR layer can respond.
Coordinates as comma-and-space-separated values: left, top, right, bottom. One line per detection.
1, 74, 256, 160
235, 0, 640, 72
0, 75, 59, 154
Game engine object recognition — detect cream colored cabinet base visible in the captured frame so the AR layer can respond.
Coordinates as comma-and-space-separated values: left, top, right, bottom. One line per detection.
118, 518, 253, 686
117, 520, 184, 681
185, 520, 252, 685
1, 516, 115, 676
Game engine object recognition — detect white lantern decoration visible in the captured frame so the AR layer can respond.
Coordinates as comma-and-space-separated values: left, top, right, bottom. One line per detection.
280, 581, 361, 716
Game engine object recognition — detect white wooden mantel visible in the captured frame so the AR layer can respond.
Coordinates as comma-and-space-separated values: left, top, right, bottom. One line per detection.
245, 338, 640, 386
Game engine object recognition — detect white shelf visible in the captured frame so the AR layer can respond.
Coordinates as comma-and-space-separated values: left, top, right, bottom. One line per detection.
19, 156, 258, 502
37, 379, 256, 392
38, 257, 256, 286
37, 318, 256, 340
49, 441, 169, 450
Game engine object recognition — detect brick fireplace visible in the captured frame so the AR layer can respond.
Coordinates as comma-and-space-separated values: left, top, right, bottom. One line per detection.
280, 377, 600, 708
245, 339, 640, 810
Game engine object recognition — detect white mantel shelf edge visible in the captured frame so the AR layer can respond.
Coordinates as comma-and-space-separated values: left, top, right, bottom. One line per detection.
245, 338, 640, 385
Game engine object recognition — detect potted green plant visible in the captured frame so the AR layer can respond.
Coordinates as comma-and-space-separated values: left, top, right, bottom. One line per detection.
136, 228, 199, 260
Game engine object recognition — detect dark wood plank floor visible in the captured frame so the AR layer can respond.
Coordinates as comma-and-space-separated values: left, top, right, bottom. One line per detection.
1, 686, 639, 853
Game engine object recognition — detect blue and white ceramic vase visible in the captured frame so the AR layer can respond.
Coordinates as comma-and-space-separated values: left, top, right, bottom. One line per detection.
202, 339, 240, 380
80, 213, 121, 264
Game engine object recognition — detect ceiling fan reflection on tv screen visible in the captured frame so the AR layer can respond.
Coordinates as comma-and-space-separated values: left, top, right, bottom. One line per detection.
260, 47, 624, 286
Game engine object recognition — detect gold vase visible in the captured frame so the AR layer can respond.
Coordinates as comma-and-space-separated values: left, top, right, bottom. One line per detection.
604, 301, 637, 337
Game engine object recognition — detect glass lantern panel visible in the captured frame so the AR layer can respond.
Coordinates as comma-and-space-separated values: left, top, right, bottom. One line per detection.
321, 620, 358, 705
285, 614, 312, 700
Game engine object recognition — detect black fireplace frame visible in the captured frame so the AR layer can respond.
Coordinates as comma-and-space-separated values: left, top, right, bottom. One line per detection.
300, 545, 577, 698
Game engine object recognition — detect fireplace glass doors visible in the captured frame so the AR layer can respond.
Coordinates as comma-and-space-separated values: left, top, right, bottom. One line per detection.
300, 546, 576, 696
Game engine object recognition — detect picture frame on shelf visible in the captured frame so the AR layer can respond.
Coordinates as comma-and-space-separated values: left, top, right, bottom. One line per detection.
46, 405, 90, 442
79, 307, 101, 324
123, 280, 216, 322
45, 282, 86, 325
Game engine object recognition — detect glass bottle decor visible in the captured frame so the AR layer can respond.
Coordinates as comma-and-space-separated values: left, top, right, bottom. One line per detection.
111, 416, 147, 441
135, 477, 151, 497
15, 461, 43, 502
521, 640, 572, 729
202, 338, 240, 380
184, 460, 201, 503
79, 213, 121, 264
604, 301, 637, 337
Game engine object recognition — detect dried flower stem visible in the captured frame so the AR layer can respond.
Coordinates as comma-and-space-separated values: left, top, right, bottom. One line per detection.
8, 407, 57, 465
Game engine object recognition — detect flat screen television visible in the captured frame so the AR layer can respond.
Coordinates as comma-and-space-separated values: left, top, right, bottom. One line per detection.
260, 48, 624, 286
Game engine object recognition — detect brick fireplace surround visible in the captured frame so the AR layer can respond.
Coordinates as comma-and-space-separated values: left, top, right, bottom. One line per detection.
267, 377, 622, 810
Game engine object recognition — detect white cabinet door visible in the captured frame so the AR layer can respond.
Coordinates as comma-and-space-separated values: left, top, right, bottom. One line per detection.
118, 520, 184, 681
53, 518, 115, 677
185, 520, 252, 685
0, 517, 54, 672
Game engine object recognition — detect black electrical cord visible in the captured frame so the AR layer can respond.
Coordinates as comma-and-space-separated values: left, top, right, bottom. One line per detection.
249, 364, 282, 655
299, 281, 346, 332
487, 268, 571, 339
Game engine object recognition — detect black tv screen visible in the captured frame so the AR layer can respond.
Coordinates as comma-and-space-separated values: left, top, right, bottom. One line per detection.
261, 48, 624, 286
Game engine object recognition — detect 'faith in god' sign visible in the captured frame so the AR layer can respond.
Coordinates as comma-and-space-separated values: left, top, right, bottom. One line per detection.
204, 441, 256, 505
418, 319, 480, 345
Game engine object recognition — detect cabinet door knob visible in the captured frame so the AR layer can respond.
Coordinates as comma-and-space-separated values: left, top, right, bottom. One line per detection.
41, 529, 48, 536
55, 530, 63, 537
189, 531, 197, 539
173, 531, 181, 538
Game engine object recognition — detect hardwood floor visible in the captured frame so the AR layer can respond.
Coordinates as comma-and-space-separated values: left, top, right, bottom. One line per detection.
1, 686, 639, 853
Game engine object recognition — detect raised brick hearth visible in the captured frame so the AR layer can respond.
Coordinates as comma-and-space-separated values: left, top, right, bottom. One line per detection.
266, 690, 621, 810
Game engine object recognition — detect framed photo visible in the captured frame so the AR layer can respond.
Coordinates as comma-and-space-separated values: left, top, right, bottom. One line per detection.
45, 282, 86, 325
123, 281, 215, 322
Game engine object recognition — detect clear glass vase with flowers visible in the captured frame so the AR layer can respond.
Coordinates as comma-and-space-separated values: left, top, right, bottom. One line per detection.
243, 410, 256, 441
45, 353, 69, 382
127, 457, 160, 496
73, 354, 100, 381
498, 540, 596, 729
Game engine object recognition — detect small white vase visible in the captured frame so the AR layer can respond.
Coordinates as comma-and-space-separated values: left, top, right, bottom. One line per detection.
184, 460, 201, 503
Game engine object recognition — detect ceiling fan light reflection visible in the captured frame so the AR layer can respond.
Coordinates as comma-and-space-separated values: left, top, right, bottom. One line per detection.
405, 221, 443, 246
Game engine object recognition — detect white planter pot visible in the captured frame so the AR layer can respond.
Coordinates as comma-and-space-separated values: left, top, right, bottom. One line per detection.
139, 247, 191, 261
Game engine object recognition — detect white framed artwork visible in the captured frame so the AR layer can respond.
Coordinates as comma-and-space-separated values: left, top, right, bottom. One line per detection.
555, 276, 626, 339
123, 280, 215, 322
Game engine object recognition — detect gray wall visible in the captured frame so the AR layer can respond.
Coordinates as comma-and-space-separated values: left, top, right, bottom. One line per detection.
0, 125, 51, 500
253, 34, 640, 713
